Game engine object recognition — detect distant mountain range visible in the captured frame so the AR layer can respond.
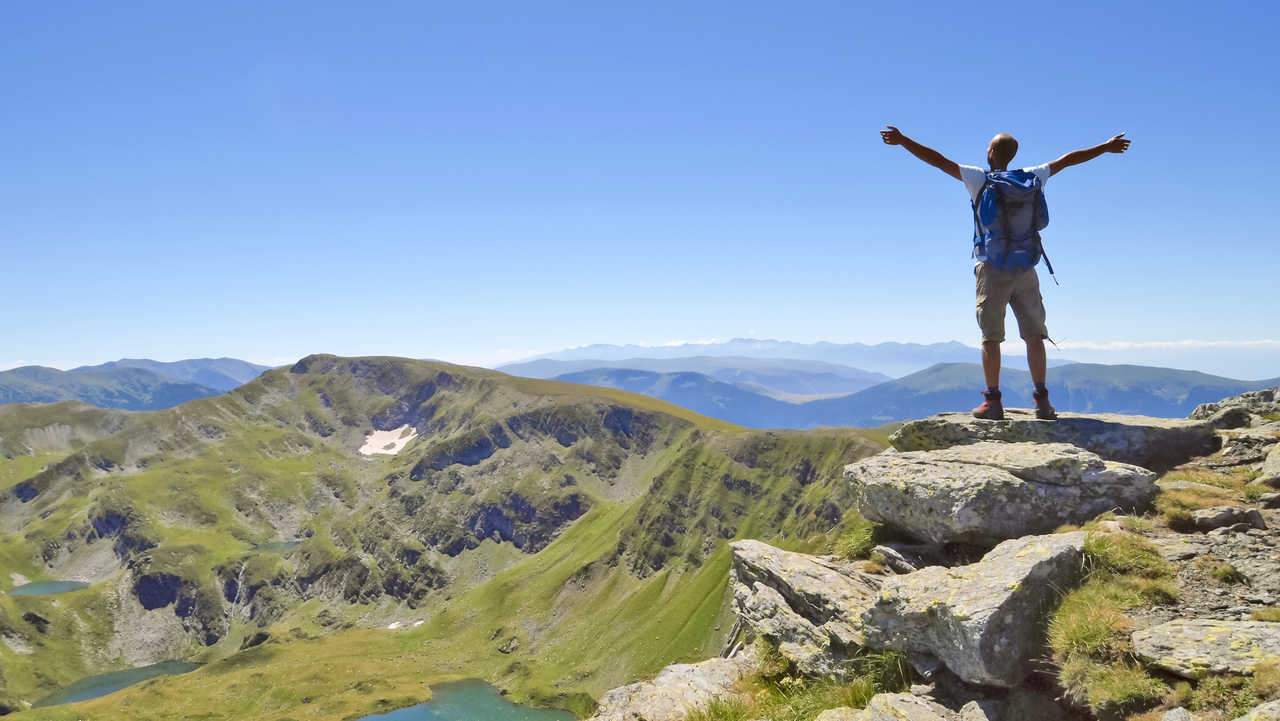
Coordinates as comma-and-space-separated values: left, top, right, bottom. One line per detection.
525, 338, 976, 377
552, 362, 1280, 428
72, 357, 269, 392
520, 339, 1082, 378
0, 358, 271, 411
501, 356, 890, 400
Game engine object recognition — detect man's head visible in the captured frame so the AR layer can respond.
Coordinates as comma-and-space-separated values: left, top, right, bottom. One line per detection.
987, 133, 1018, 170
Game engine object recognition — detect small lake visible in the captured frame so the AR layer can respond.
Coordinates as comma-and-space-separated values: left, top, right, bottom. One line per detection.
358, 679, 576, 721
9, 580, 90, 596
33, 661, 201, 708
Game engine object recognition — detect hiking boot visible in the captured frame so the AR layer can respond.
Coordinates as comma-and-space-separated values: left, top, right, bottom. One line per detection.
1034, 389, 1057, 420
972, 390, 1004, 420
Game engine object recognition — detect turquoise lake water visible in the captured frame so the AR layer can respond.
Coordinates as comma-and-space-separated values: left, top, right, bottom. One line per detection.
33, 661, 201, 707
358, 679, 576, 721
8, 580, 90, 595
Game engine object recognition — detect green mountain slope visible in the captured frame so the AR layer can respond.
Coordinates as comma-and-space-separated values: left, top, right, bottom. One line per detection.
0, 355, 885, 720
0, 366, 224, 411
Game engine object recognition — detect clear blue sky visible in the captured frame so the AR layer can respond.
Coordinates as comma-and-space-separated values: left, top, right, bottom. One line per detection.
4, 1, 1277, 376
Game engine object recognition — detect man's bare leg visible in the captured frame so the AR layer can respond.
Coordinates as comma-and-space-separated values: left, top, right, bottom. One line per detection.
982, 341, 1001, 389
1025, 336, 1046, 386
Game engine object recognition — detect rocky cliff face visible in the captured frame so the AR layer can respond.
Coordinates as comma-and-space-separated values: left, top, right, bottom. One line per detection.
592, 388, 1280, 721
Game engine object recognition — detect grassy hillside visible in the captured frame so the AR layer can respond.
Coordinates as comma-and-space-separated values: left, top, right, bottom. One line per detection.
0, 355, 885, 720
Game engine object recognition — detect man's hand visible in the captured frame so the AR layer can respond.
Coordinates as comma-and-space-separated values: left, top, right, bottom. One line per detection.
1104, 133, 1131, 153
1049, 133, 1132, 175
880, 126, 905, 145
881, 125, 959, 179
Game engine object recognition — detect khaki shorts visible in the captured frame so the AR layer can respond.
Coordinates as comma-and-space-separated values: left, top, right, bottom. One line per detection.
975, 263, 1048, 343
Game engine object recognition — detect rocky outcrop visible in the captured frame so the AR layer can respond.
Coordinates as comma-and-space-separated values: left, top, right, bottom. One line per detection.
1131, 619, 1280, 678
845, 443, 1155, 545
1191, 387, 1280, 424
861, 532, 1086, 687
730, 540, 881, 676
585, 654, 755, 721
889, 411, 1219, 471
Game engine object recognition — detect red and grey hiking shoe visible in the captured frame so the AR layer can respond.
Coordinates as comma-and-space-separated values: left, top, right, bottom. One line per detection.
972, 390, 1004, 420
1034, 390, 1058, 420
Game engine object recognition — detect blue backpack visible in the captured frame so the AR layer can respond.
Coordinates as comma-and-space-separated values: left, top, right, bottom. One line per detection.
972, 169, 1056, 281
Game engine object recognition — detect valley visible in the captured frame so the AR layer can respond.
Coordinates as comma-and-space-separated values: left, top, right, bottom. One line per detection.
0, 355, 886, 719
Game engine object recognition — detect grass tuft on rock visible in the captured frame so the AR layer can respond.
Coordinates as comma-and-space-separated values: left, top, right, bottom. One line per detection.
1252, 607, 1280, 622
684, 641, 909, 721
833, 512, 878, 561
1048, 532, 1175, 718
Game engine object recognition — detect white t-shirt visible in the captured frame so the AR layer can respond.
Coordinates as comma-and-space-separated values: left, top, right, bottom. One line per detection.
959, 163, 1052, 204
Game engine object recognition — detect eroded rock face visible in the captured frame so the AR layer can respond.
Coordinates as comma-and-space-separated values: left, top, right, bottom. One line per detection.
730, 540, 881, 676
586, 654, 755, 721
814, 693, 958, 721
845, 443, 1155, 545
889, 411, 1218, 471
861, 532, 1086, 688
1131, 619, 1280, 678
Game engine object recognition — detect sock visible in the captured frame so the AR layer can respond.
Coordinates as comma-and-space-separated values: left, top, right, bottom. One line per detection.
986, 386, 1000, 396
1034, 382, 1047, 395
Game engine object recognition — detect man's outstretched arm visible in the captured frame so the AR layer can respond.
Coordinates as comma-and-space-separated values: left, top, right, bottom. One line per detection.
880, 126, 960, 180
1048, 133, 1131, 176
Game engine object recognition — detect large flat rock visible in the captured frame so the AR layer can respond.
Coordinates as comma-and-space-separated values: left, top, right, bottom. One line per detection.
731, 534, 1087, 689
815, 693, 958, 720
1131, 619, 1280, 679
730, 540, 882, 676
889, 410, 1219, 471
861, 532, 1087, 688
586, 654, 756, 721
845, 442, 1156, 545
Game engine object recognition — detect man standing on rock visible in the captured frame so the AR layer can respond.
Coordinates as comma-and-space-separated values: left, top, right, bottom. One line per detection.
879, 126, 1130, 420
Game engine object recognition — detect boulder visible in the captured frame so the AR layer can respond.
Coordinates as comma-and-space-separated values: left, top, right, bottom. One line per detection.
730, 540, 881, 676
1265, 445, 1280, 478
1233, 700, 1280, 721
815, 694, 958, 721
1131, 619, 1280, 679
889, 411, 1218, 471
1163, 708, 1194, 721
860, 532, 1087, 688
586, 654, 755, 721
1190, 506, 1267, 532
870, 545, 918, 574
845, 443, 1155, 545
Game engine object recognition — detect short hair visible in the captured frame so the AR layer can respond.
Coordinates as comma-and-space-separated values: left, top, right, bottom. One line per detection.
990, 133, 1019, 167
